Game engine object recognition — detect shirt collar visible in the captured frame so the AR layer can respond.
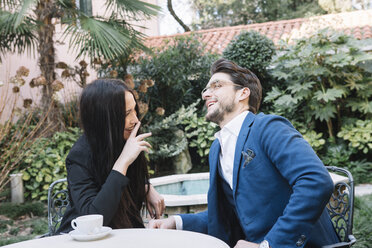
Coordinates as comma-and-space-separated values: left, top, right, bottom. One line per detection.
215, 111, 249, 140
224, 111, 249, 137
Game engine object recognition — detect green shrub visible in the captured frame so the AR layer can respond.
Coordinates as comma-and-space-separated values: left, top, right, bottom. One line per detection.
20, 127, 81, 201
223, 31, 275, 77
337, 119, 372, 154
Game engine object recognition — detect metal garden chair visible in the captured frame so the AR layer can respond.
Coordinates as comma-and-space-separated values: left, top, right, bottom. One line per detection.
46, 178, 69, 236
323, 166, 356, 248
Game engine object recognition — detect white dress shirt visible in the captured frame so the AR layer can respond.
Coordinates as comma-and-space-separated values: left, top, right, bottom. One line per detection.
174, 111, 249, 230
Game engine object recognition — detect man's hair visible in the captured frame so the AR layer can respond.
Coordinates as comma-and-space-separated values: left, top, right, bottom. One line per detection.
211, 58, 262, 113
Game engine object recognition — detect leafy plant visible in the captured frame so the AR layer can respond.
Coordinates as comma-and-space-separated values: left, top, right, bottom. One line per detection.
291, 121, 326, 152
132, 35, 218, 125
321, 143, 372, 183
19, 128, 81, 201
146, 103, 198, 161
301, 130, 326, 152
96, 53, 135, 81
182, 109, 218, 166
146, 100, 218, 172
337, 119, 372, 154
266, 29, 372, 138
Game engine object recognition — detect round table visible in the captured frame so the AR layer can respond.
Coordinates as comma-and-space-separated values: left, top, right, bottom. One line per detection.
3, 229, 229, 248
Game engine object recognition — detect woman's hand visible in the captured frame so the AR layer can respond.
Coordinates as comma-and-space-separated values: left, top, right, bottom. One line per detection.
113, 122, 152, 175
146, 184, 165, 219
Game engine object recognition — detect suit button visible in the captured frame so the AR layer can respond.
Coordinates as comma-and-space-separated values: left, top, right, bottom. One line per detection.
296, 240, 304, 247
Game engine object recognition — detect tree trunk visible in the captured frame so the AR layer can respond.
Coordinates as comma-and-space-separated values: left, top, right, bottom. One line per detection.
36, 0, 64, 134
167, 0, 191, 32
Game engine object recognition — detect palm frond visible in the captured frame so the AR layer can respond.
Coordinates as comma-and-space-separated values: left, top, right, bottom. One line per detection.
0, 0, 21, 9
105, 0, 160, 20
58, 0, 80, 24
0, 10, 37, 59
63, 15, 146, 61
14, 0, 37, 27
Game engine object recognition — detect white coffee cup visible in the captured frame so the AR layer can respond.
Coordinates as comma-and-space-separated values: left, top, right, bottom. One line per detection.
71, 214, 103, 235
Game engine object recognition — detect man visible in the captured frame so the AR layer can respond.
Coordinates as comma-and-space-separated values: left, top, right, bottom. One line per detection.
149, 59, 339, 248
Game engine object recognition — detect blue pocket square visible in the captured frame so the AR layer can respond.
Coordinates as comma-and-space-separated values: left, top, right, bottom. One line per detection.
242, 149, 256, 168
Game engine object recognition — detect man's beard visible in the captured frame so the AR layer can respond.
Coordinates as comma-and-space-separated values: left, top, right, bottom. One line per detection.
206, 101, 235, 125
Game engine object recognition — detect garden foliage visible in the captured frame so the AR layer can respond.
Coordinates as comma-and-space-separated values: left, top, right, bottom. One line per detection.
182, 108, 218, 165
266, 29, 372, 138
223, 30, 276, 111
353, 195, 372, 248
223, 31, 275, 77
337, 119, 372, 154
132, 35, 218, 124
0, 71, 50, 192
19, 128, 81, 201
146, 100, 217, 168
266, 29, 372, 182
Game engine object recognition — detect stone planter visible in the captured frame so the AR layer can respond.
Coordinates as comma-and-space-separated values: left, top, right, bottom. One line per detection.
10, 173, 24, 203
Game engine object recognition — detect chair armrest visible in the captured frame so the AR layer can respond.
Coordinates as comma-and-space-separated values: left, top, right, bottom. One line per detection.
34, 232, 51, 239
322, 235, 357, 248
348, 235, 356, 246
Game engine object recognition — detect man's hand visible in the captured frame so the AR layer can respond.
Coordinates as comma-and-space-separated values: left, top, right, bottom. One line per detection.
146, 184, 165, 219
148, 216, 176, 229
234, 240, 259, 248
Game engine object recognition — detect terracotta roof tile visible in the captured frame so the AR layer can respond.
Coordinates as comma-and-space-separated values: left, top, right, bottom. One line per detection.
144, 9, 372, 54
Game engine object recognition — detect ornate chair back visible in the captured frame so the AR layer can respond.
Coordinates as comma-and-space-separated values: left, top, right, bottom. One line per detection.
325, 166, 356, 248
47, 178, 69, 235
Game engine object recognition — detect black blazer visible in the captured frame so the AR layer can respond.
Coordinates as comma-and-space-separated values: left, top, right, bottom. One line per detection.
57, 135, 134, 234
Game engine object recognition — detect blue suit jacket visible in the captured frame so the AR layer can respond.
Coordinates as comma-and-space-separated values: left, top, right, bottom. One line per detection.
180, 113, 338, 247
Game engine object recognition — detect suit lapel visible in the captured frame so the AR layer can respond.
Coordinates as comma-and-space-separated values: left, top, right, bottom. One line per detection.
208, 139, 221, 194
208, 139, 229, 240
232, 112, 256, 196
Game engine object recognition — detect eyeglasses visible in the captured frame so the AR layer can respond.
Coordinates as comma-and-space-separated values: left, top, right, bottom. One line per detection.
201, 80, 244, 96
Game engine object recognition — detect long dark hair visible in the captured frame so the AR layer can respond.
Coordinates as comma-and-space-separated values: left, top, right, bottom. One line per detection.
80, 78, 149, 228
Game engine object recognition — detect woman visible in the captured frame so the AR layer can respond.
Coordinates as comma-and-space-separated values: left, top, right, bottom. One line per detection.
57, 79, 164, 234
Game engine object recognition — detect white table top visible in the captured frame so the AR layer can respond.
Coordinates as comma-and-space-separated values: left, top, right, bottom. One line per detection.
3, 229, 229, 248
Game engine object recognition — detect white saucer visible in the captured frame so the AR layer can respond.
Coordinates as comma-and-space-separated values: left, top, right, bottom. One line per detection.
69, 226, 112, 241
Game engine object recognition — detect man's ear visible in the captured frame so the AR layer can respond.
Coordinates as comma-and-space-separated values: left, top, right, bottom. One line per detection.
238, 87, 250, 102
